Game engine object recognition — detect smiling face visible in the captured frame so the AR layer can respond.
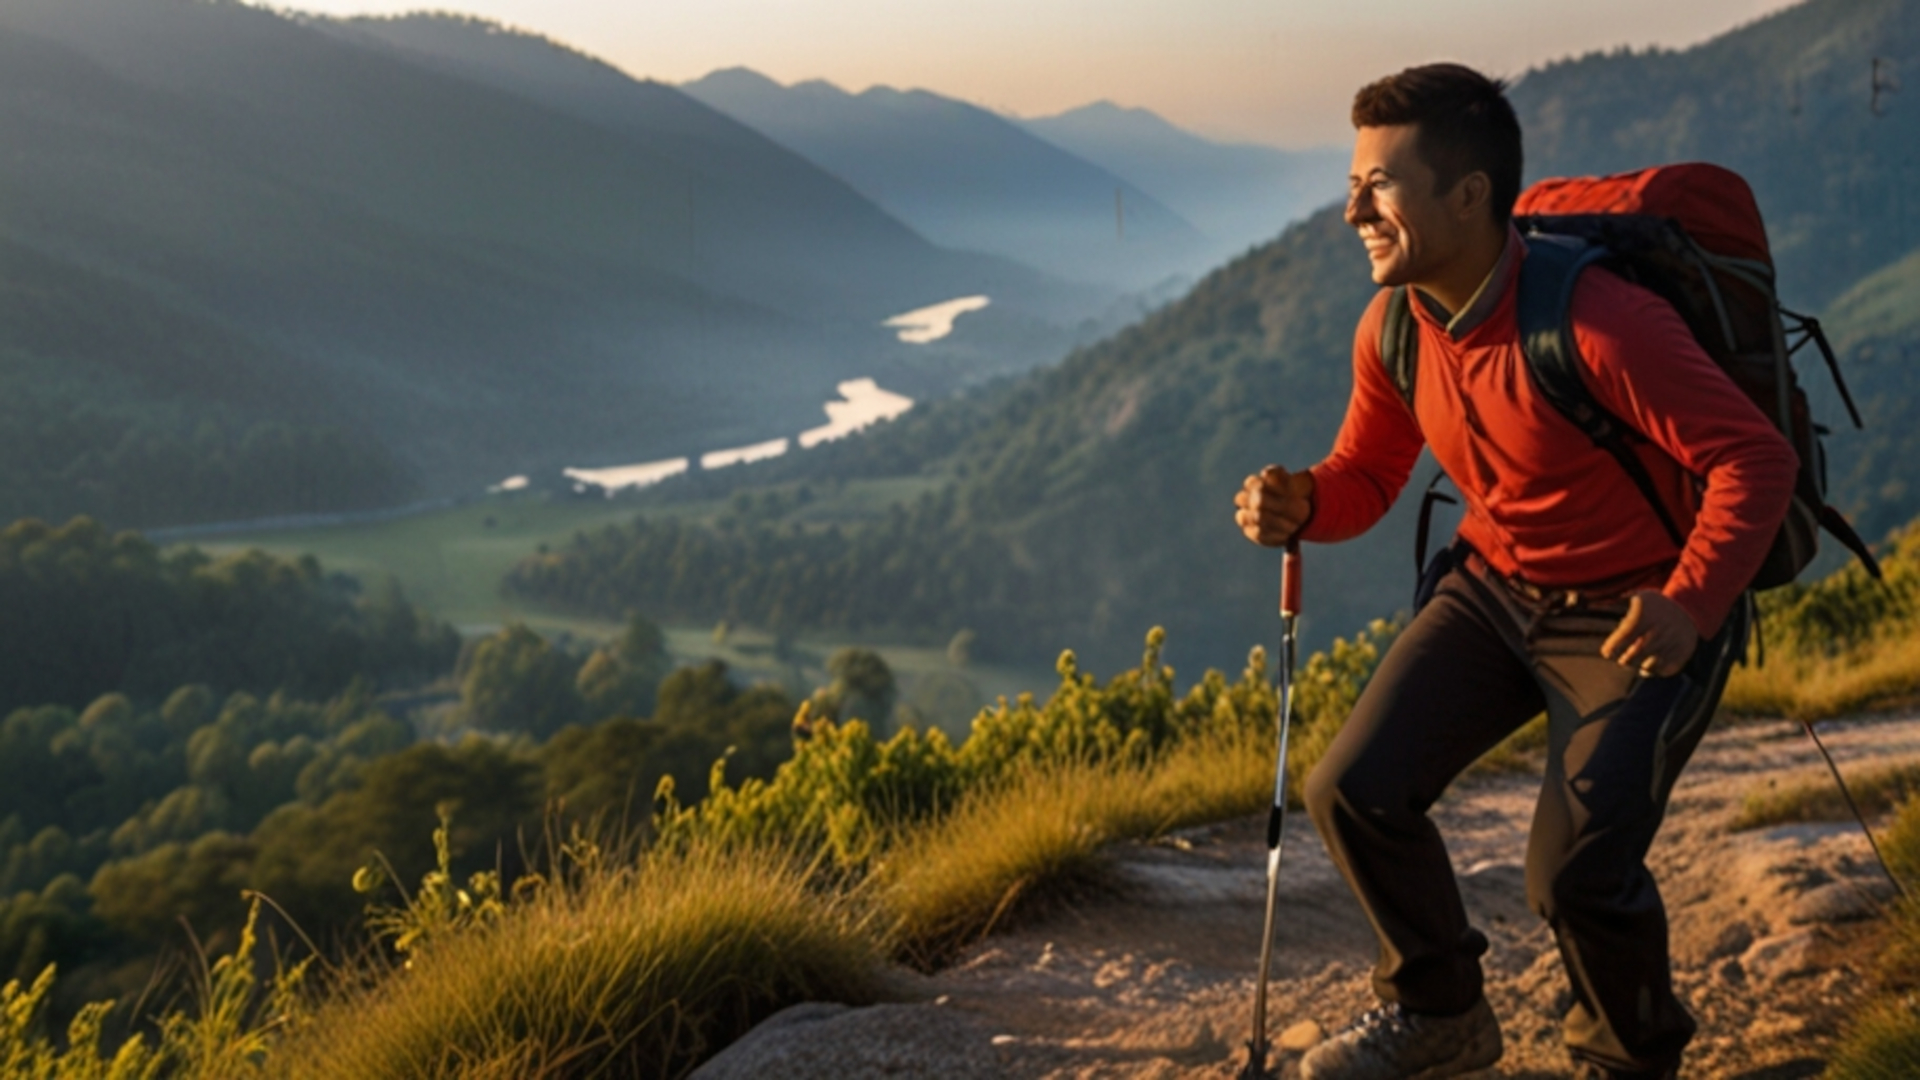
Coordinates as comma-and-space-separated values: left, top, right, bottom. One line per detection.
1345, 124, 1480, 291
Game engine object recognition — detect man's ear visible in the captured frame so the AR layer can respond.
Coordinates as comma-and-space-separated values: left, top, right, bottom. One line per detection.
1452, 171, 1493, 222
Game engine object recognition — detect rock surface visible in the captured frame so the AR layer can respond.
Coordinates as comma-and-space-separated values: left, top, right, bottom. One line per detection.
699, 715, 1917, 1078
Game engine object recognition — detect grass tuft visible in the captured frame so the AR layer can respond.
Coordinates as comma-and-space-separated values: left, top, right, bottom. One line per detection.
279, 841, 887, 1080
1729, 757, 1920, 832
1825, 996, 1920, 1080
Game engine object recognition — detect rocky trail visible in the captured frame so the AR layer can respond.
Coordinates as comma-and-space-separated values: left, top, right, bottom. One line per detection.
695, 714, 1920, 1079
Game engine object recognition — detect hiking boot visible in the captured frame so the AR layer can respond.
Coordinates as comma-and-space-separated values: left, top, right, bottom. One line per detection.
1298, 998, 1502, 1080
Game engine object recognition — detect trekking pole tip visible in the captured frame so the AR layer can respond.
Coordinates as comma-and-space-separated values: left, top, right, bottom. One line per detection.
1236, 1041, 1275, 1080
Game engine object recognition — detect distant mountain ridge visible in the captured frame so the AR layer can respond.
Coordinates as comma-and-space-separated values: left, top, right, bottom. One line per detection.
681, 68, 1210, 290
1020, 101, 1348, 264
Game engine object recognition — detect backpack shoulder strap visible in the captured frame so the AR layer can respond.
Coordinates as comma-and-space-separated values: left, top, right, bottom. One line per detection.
1517, 234, 1687, 549
1380, 286, 1419, 411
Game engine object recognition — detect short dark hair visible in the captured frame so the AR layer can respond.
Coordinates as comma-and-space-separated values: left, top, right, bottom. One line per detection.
1352, 63, 1522, 224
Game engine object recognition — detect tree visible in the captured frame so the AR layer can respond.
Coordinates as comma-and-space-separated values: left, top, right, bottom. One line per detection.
817, 649, 897, 731
946, 629, 976, 668
458, 624, 583, 739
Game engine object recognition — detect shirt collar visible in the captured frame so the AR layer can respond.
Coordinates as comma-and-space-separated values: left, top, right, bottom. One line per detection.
1414, 224, 1524, 340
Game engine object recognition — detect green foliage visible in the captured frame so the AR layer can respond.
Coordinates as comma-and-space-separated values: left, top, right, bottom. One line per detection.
505, 489, 1024, 651
1755, 524, 1920, 660
456, 623, 583, 739
0, 898, 309, 1079
354, 803, 507, 960
659, 625, 1386, 868
0, 387, 415, 532
1724, 522, 1920, 719
247, 740, 540, 937
0, 519, 458, 716
813, 648, 899, 731
945, 628, 976, 668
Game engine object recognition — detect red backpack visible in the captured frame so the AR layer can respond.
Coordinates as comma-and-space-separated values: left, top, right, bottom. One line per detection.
1381, 163, 1881, 591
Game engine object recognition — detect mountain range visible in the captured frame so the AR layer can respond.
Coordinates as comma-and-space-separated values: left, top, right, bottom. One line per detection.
680, 68, 1211, 291
1018, 101, 1347, 266
0, 0, 1083, 526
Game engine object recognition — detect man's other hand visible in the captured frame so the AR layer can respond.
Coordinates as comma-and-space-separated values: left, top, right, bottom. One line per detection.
1234, 465, 1314, 547
1601, 591, 1700, 678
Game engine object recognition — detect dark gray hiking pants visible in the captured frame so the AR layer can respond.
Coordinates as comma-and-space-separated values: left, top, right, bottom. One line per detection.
1303, 551, 1748, 1074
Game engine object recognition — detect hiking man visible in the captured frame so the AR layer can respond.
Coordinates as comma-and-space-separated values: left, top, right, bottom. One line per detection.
1231, 64, 1797, 1079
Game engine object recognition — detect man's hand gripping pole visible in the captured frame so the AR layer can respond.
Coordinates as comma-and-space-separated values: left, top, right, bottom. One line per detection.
1240, 540, 1301, 1080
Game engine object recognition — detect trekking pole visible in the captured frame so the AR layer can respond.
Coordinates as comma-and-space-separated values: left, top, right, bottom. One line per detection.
1800, 718, 1911, 902
1240, 539, 1301, 1080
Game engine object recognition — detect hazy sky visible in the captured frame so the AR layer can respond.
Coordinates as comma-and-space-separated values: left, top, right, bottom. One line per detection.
281, 0, 1801, 146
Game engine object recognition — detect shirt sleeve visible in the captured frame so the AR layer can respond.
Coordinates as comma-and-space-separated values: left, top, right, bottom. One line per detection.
1569, 274, 1799, 637
1303, 291, 1428, 543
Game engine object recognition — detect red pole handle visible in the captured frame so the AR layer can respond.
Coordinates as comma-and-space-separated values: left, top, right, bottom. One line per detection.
1281, 540, 1302, 619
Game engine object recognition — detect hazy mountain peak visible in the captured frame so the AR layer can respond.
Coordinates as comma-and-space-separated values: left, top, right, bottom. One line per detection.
685, 66, 792, 96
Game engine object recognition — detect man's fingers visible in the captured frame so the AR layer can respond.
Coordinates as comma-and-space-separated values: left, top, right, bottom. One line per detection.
1232, 466, 1309, 547
1600, 595, 1645, 661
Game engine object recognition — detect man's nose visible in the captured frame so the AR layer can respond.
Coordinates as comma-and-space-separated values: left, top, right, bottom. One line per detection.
1345, 188, 1372, 226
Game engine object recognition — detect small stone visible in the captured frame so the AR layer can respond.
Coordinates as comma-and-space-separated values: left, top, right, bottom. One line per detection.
1706, 922, 1755, 960
1714, 958, 1746, 986
1277, 1020, 1323, 1052
1741, 929, 1821, 983
1789, 882, 1878, 925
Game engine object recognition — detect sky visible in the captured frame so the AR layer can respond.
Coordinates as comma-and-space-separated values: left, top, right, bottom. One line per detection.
277, 0, 1803, 147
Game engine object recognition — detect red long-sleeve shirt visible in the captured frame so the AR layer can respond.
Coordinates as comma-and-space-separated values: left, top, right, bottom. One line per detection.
1303, 241, 1798, 638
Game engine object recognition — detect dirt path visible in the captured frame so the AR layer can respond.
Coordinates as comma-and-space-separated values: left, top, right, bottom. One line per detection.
696, 714, 1918, 1079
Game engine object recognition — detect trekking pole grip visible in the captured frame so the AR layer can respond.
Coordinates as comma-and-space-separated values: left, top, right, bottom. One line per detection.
1281, 540, 1302, 619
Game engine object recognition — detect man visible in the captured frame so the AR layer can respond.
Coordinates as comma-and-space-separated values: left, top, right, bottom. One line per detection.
1231, 64, 1796, 1079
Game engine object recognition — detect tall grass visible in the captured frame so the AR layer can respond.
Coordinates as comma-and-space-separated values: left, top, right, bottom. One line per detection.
280, 841, 887, 1080
1826, 796, 1920, 1078
879, 725, 1273, 966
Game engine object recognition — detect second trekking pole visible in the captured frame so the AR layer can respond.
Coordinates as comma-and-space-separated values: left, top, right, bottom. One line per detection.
1239, 539, 1301, 1080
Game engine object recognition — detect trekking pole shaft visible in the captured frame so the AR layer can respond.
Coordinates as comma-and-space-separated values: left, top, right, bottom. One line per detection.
1803, 719, 1911, 901
1244, 545, 1301, 1080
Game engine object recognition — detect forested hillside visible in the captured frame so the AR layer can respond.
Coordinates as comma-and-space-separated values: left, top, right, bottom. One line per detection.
0, 0, 1074, 529
514, 0, 1920, 673
0, 518, 826, 1016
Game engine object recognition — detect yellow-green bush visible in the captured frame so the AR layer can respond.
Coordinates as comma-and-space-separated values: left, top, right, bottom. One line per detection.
1724, 523, 1920, 719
